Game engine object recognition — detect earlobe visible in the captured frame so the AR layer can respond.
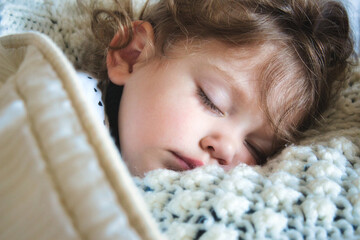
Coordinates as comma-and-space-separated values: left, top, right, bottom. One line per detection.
106, 21, 155, 85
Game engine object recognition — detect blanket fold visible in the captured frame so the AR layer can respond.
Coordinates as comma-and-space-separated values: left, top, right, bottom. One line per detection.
0, 32, 164, 240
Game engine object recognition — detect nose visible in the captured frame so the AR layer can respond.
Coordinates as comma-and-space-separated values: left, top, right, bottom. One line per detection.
200, 135, 237, 165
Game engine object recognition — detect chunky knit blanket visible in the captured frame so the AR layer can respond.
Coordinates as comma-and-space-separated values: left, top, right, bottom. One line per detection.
1, 0, 360, 239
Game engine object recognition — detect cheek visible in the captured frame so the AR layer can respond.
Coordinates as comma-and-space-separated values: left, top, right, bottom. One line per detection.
230, 145, 257, 168
119, 87, 200, 149
143, 99, 197, 145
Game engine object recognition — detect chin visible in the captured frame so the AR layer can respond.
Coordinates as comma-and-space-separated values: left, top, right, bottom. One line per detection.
127, 162, 159, 177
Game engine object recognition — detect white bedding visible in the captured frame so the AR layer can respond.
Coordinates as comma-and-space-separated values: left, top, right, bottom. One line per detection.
0, 32, 163, 240
1, 0, 360, 239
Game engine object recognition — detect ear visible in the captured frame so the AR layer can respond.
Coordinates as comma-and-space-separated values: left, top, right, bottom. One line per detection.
106, 21, 155, 85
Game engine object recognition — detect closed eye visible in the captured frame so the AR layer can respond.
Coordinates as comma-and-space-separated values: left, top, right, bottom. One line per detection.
244, 140, 267, 165
197, 87, 224, 116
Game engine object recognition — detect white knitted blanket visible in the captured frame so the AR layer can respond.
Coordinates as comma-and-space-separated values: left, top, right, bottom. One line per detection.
1, 0, 360, 239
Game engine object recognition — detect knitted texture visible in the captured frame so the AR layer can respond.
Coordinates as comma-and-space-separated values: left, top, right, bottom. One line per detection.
1, 0, 360, 239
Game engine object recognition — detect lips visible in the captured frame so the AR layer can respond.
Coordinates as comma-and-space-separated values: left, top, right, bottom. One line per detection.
170, 151, 204, 171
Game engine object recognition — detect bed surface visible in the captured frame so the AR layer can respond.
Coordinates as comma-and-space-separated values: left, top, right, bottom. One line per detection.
0, 0, 360, 239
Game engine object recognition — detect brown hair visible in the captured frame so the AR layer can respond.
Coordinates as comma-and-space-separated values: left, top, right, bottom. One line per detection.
80, 0, 355, 152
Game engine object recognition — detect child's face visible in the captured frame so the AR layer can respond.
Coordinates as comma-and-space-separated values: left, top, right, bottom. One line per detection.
116, 41, 280, 176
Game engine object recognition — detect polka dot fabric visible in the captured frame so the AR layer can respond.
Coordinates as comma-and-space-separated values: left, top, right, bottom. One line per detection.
76, 71, 106, 126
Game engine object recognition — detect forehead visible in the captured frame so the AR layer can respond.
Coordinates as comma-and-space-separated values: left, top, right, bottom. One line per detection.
167, 39, 301, 107
172, 39, 284, 78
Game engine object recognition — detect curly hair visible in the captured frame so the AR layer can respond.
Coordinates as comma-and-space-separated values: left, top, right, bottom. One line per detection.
80, 0, 355, 149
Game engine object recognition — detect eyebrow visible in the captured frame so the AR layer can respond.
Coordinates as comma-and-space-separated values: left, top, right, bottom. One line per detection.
204, 62, 235, 83
204, 62, 253, 106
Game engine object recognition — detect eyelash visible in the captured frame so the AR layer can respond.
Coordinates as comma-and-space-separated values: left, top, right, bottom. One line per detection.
197, 87, 223, 116
197, 87, 267, 165
244, 140, 267, 165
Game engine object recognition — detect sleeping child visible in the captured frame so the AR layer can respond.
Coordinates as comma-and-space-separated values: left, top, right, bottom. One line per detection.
79, 0, 355, 176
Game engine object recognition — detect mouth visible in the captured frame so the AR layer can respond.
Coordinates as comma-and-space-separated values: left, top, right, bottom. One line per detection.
170, 151, 204, 171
